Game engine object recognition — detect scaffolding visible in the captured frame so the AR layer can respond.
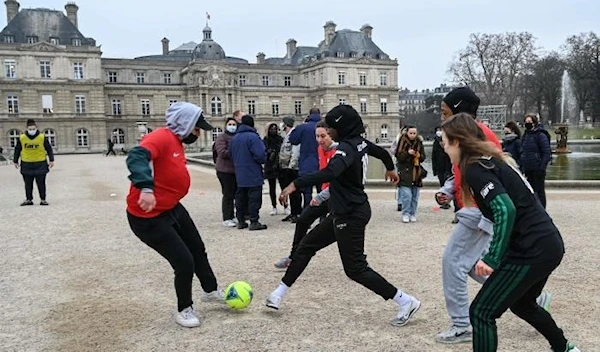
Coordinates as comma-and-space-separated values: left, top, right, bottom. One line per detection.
478, 105, 507, 130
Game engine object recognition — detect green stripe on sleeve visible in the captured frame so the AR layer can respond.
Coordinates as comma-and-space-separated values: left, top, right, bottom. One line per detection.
482, 193, 516, 269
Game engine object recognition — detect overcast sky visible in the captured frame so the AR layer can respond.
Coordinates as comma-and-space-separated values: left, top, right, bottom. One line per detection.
10, 0, 599, 89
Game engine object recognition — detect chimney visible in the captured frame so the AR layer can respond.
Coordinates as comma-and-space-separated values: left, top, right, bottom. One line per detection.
5, 0, 19, 23
286, 39, 297, 59
256, 52, 265, 64
161, 37, 170, 55
65, 2, 79, 29
360, 24, 373, 39
323, 21, 336, 46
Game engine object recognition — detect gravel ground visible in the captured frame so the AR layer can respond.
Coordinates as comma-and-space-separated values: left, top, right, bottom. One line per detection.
0, 154, 598, 352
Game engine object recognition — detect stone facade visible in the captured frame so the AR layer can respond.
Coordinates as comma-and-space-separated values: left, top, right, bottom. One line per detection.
1, 2, 400, 153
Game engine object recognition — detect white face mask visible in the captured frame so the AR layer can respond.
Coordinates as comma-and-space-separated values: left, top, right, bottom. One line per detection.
226, 125, 237, 133
27, 129, 37, 136
436, 131, 442, 138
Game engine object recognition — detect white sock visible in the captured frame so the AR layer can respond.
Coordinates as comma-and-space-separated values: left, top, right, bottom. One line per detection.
272, 282, 289, 298
393, 290, 413, 306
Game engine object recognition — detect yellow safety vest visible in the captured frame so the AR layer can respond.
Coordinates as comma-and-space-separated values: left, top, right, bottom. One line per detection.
19, 133, 47, 162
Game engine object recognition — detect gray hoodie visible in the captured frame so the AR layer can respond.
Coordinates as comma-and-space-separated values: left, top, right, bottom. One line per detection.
165, 102, 203, 139
438, 176, 494, 235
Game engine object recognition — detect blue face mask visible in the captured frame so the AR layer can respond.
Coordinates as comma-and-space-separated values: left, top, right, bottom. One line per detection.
226, 125, 237, 133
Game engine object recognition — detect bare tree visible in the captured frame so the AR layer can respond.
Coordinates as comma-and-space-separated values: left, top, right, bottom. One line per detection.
564, 32, 600, 122
521, 53, 565, 123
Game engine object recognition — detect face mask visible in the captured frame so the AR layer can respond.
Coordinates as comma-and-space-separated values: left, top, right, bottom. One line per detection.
524, 122, 534, 130
27, 129, 37, 136
268, 130, 278, 136
435, 131, 442, 138
181, 134, 198, 144
226, 125, 237, 133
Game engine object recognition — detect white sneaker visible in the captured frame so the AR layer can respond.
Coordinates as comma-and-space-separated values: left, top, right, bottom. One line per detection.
174, 306, 200, 328
232, 218, 239, 224
284, 206, 291, 215
402, 215, 410, 223
435, 325, 473, 344
410, 216, 417, 222
269, 207, 278, 216
200, 289, 225, 304
222, 219, 236, 227
265, 292, 282, 310
391, 296, 421, 327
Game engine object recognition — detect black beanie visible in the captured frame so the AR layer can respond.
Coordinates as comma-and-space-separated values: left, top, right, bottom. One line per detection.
442, 87, 480, 116
26, 119, 36, 126
282, 116, 295, 128
324, 105, 365, 139
241, 114, 255, 128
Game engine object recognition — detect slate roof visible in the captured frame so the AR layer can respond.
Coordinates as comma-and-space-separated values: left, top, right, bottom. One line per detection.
0, 8, 96, 45
316, 29, 388, 59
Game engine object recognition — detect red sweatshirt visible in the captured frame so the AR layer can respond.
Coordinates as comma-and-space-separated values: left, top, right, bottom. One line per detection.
453, 121, 502, 208
318, 144, 337, 190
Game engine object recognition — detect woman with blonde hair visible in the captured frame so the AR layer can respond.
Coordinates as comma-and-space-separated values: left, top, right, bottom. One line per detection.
441, 112, 579, 352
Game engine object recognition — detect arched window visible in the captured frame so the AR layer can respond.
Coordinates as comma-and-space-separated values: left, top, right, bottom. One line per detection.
212, 127, 223, 142
44, 128, 56, 147
8, 129, 20, 148
76, 128, 89, 147
112, 128, 125, 144
211, 96, 222, 116
380, 124, 388, 140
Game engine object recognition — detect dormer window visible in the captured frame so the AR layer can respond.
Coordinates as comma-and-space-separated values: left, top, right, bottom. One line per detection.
364, 53, 372, 58
350, 52, 357, 58
50, 37, 60, 45
4, 35, 14, 43
72, 38, 81, 46
27, 36, 38, 44
336, 52, 345, 58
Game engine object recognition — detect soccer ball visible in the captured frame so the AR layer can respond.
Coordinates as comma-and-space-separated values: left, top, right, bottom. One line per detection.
224, 281, 253, 310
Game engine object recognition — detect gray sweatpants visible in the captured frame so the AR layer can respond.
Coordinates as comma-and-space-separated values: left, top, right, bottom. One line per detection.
441, 207, 492, 328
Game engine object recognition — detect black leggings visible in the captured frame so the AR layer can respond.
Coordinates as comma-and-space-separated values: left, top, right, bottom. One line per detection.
470, 235, 567, 352
127, 203, 218, 312
23, 174, 46, 201
217, 171, 237, 221
282, 202, 398, 300
289, 201, 329, 259
525, 170, 547, 208
267, 178, 279, 208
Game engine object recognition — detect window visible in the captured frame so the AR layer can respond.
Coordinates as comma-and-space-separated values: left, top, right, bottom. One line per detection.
271, 101, 280, 116
44, 129, 56, 147
247, 100, 256, 115
73, 62, 83, 79
141, 99, 151, 116
75, 95, 86, 114
380, 124, 389, 140
108, 71, 118, 83
339, 98, 346, 105
7, 95, 18, 114
284, 76, 291, 87
76, 128, 89, 147
112, 128, 125, 144
72, 38, 81, 46
262, 75, 270, 86
338, 71, 345, 85
380, 98, 388, 114
350, 52, 358, 58
359, 72, 367, 86
8, 129, 20, 148
380, 72, 388, 86
168, 99, 178, 106
27, 36, 38, 44
163, 72, 172, 84
4, 35, 14, 43
294, 100, 302, 115
211, 97, 222, 115
239, 75, 246, 86
50, 37, 59, 45
360, 98, 367, 113
212, 127, 223, 142
42, 95, 53, 114
136, 72, 145, 84
336, 52, 345, 58
4, 59, 16, 78
111, 99, 122, 115
40, 61, 51, 78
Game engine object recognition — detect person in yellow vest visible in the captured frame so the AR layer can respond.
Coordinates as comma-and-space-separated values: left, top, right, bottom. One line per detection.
13, 119, 54, 206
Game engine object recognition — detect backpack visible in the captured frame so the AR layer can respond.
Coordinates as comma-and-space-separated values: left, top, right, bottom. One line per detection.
212, 142, 218, 163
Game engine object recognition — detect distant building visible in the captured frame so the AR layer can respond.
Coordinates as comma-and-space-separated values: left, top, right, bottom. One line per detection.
398, 83, 463, 117
0, 2, 401, 153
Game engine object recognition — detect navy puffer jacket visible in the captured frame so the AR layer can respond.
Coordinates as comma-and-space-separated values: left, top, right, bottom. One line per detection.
520, 126, 551, 173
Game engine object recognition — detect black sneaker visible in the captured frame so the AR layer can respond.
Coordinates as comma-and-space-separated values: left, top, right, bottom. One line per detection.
237, 222, 248, 229
20, 200, 33, 206
289, 215, 299, 223
40, 200, 49, 206
440, 203, 451, 210
397, 204, 402, 212
249, 222, 267, 231
281, 215, 293, 222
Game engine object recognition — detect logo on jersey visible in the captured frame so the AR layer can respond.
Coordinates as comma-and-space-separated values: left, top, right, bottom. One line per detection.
480, 182, 495, 199
334, 150, 347, 157
357, 141, 367, 152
